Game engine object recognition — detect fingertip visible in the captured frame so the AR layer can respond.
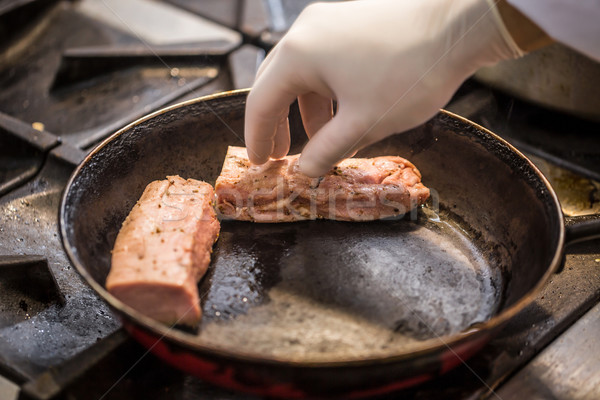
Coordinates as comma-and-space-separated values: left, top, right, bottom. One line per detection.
271, 144, 290, 160
246, 143, 272, 165
297, 110, 366, 177
248, 153, 270, 165
245, 126, 274, 164
298, 154, 332, 177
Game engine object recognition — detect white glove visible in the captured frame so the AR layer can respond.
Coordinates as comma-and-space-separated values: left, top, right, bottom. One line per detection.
508, 0, 600, 62
244, 0, 523, 177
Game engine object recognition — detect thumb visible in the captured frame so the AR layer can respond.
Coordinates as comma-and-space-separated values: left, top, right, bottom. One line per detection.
298, 111, 371, 177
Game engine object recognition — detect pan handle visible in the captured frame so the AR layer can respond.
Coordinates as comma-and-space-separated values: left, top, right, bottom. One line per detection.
564, 214, 600, 245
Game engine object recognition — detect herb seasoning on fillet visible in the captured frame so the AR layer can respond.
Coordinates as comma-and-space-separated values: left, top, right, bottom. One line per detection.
106, 176, 220, 326
215, 146, 429, 222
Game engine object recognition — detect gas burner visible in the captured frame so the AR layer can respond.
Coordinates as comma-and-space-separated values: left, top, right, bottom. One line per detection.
0, 255, 63, 329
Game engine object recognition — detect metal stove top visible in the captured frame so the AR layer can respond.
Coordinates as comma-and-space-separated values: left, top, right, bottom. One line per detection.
1, 1, 599, 399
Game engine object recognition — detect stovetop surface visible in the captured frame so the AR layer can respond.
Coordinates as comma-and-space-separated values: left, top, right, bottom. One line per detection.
1, 1, 599, 399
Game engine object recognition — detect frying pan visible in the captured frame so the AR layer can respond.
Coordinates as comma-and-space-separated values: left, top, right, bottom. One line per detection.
60, 89, 600, 398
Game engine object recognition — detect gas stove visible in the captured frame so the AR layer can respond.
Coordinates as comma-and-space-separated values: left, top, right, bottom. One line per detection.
1, 1, 599, 399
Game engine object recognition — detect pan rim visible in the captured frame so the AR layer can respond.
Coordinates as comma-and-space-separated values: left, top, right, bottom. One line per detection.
59, 89, 566, 368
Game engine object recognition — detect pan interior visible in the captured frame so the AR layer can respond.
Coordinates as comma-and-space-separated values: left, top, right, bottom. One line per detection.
63, 92, 560, 364
195, 206, 503, 361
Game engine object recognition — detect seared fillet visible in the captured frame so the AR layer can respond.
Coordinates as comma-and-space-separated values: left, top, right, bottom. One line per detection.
215, 146, 430, 222
106, 176, 220, 326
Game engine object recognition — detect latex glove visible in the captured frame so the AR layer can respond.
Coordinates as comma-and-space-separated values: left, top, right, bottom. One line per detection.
244, 0, 523, 177
508, 0, 600, 61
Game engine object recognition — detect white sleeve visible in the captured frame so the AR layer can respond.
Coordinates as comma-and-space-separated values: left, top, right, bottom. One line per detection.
507, 0, 600, 61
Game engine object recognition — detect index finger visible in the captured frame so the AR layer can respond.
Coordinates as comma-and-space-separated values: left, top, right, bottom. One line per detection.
244, 62, 300, 165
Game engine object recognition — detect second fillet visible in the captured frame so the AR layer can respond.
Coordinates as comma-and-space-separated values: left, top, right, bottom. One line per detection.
106, 175, 220, 326
215, 146, 430, 222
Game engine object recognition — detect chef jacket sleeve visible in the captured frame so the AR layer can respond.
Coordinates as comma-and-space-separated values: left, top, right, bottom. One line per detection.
507, 0, 600, 61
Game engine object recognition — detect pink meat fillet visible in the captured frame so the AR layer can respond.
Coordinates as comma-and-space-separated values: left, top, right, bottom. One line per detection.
106, 175, 220, 326
215, 146, 430, 222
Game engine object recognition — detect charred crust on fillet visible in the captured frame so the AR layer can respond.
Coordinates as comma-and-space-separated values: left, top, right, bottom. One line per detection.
310, 176, 325, 189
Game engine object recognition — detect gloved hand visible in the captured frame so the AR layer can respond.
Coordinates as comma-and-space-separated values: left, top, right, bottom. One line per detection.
244, 0, 523, 177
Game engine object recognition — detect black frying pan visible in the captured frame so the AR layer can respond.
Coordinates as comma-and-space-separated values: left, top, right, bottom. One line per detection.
60, 89, 600, 398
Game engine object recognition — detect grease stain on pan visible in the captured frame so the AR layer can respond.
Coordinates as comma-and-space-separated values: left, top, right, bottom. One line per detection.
196, 208, 502, 361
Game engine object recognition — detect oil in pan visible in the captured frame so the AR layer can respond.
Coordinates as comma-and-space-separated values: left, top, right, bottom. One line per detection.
196, 204, 504, 362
